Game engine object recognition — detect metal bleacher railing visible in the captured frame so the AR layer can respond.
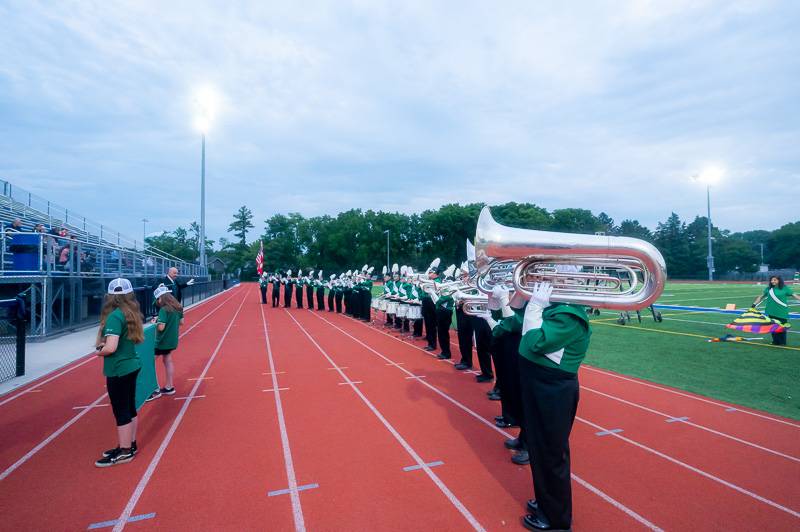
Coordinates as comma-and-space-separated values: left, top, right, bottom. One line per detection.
0, 178, 206, 278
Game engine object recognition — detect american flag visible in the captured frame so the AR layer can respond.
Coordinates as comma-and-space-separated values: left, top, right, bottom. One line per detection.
256, 240, 264, 275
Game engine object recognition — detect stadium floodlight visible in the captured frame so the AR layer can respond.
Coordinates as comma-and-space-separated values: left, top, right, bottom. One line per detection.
692, 165, 725, 281
191, 85, 220, 270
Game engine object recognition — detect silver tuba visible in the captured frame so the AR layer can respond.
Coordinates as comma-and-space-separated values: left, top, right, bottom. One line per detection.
475, 207, 666, 311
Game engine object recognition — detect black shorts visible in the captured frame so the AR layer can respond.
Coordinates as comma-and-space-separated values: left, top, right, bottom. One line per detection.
155, 348, 173, 356
107, 368, 140, 426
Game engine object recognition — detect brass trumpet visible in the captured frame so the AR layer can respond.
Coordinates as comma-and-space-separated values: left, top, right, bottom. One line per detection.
474, 207, 666, 310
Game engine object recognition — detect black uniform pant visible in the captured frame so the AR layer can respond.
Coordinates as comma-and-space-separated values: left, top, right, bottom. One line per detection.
335, 292, 343, 313
422, 298, 437, 348
489, 333, 505, 395
436, 308, 452, 356
327, 291, 335, 311
470, 316, 494, 377
770, 315, 788, 345
284, 286, 293, 307
271, 284, 281, 307
343, 290, 351, 315
413, 318, 423, 336
455, 307, 473, 366
385, 302, 394, 326
361, 291, 371, 321
317, 288, 325, 310
519, 357, 579, 530
260, 285, 268, 304
296, 286, 304, 308
500, 332, 525, 432
306, 286, 314, 309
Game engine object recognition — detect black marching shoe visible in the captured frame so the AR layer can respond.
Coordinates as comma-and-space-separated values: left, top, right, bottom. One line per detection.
527, 500, 539, 513
476, 374, 493, 383
423, 345, 436, 351
522, 513, 571, 531
504, 437, 524, 450
454, 363, 471, 370
436, 353, 451, 360
102, 440, 138, 458
95, 447, 135, 468
488, 392, 501, 401
495, 417, 517, 428
511, 450, 530, 465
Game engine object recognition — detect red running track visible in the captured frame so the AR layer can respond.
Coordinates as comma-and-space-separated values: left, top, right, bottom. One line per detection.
0, 283, 797, 531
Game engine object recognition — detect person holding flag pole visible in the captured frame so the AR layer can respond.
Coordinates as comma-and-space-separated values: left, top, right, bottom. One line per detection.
752, 275, 799, 345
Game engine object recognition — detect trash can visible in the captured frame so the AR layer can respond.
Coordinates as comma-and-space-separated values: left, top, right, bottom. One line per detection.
10, 234, 41, 271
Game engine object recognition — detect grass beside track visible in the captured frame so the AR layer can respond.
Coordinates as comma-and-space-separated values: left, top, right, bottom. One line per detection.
370, 282, 799, 419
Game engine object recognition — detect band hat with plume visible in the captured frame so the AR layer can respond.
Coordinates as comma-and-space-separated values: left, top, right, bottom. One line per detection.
391, 263, 399, 273
443, 264, 456, 279
318, 270, 323, 279
406, 266, 413, 276
287, 269, 292, 275
362, 264, 368, 272
367, 266, 374, 274
453, 267, 462, 279
153, 283, 171, 299
426, 258, 441, 274
466, 239, 476, 261
330, 274, 336, 280
382, 265, 388, 275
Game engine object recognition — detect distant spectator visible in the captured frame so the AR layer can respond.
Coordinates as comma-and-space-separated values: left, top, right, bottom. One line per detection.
58, 244, 71, 270
33, 224, 46, 233
5, 219, 24, 235
753, 276, 800, 346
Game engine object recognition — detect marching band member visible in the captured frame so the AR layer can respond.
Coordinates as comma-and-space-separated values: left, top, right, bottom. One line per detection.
518, 282, 591, 532
343, 270, 353, 316
452, 266, 473, 370
421, 259, 441, 351
271, 272, 281, 307
306, 269, 316, 310
385, 264, 400, 328
283, 270, 294, 308
316, 270, 326, 310
295, 268, 305, 309
326, 274, 336, 311
334, 275, 344, 313
395, 266, 409, 332
375, 266, 389, 324
428, 265, 455, 360
407, 271, 424, 337
259, 272, 269, 304
361, 266, 374, 321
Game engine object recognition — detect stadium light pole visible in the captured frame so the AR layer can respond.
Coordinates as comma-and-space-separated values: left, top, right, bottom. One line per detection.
693, 166, 724, 281
142, 218, 148, 250
384, 229, 390, 273
192, 87, 218, 271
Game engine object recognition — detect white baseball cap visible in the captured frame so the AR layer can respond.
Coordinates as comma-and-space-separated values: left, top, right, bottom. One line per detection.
153, 283, 171, 299
108, 278, 133, 295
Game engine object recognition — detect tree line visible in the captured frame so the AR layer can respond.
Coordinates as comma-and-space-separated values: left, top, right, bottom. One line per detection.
145, 203, 799, 280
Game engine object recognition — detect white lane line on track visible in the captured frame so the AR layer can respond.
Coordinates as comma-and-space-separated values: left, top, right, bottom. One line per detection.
349, 314, 799, 521
311, 312, 661, 531
0, 393, 108, 481
285, 310, 486, 532
111, 291, 249, 532
577, 415, 800, 519
581, 366, 800, 429
580, 386, 800, 462
0, 286, 240, 407
262, 303, 307, 532
0, 292, 240, 483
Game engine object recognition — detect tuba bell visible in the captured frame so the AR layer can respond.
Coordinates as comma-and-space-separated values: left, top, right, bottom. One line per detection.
474, 207, 666, 310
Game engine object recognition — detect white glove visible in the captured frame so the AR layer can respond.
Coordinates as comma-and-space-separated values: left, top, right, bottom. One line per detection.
501, 305, 515, 319
487, 285, 509, 310
430, 292, 440, 304
476, 311, 498, 330
186, 278, 195, 286
423, 284, 436, 295
522, 282, 553, 334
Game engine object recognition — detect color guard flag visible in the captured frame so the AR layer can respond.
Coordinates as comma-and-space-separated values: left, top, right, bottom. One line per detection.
725, 307, 789, 334
256, 241, 264, 275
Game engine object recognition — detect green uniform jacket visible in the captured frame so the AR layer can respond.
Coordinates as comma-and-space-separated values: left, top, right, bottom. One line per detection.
518, 304, 591, 374
763, 286, 794, 320
492, 306, 525, 338
102, 308, 142, 378
435, 293, 454, 312
156, 307, 183, 351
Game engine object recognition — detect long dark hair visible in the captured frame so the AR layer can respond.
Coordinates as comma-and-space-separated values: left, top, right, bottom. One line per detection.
156, 292, 183, 313
770, 276, 785, 289
97, 293, 144, 345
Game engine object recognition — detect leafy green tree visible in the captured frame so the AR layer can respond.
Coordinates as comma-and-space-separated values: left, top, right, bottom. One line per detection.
616, 219, 653, 241
551, 208, 600, 234
767, 222, 800, 268
227, 206, 254, 247
654, 213, 693, 278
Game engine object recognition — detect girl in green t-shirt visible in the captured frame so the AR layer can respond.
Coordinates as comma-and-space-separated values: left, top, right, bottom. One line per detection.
753, 276, 800, 345
94, 278, 144, 467
151, 284, 184, 396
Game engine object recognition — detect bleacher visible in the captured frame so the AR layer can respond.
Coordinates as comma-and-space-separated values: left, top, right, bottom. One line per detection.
0, 179, 210, 337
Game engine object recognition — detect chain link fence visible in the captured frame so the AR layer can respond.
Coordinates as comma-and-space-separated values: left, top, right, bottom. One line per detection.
0, 298, 26, 383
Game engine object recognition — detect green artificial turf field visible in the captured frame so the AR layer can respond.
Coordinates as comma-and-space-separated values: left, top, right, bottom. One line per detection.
372, 281, 800, 419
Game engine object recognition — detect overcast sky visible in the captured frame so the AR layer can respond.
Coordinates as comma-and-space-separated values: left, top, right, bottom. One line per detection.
1, 0, 798, 244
